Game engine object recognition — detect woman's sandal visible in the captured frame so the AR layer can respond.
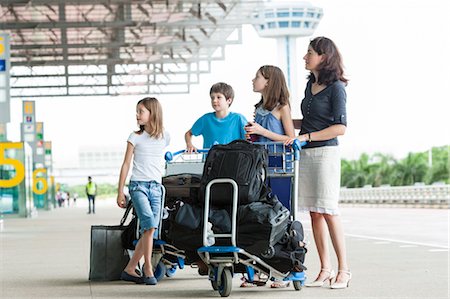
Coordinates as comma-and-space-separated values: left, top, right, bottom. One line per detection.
270, 281, 290, 288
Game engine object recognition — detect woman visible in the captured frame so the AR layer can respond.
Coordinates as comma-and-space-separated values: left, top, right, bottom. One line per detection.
286, 36, 351, 289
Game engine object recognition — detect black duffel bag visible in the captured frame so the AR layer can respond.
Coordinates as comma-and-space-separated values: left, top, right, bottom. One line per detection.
237, 198, 290, 257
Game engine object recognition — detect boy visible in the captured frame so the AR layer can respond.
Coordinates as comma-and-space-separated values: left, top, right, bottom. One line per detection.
185, 82, 247, 152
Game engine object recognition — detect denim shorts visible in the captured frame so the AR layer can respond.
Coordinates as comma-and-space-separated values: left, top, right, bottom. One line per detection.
129, 180, 162, 234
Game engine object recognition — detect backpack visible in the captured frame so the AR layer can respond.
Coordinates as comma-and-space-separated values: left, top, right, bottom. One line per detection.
262, 220, 308, 273
199, 140, 268, 207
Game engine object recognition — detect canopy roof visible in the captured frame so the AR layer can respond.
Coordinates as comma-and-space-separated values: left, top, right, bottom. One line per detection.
0, 0, 261, 97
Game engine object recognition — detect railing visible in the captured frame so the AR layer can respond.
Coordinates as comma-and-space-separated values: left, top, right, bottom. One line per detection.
339, 185, 449, 208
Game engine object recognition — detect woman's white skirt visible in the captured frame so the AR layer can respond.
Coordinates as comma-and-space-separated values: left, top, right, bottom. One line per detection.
298, 146, 341, 215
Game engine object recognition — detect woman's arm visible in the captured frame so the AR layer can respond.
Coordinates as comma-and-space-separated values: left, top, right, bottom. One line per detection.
308, 124, 346, 141
286, 124, 346, 145
117, 142, 134, 208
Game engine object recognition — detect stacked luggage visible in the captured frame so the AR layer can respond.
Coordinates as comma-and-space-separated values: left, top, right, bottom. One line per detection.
165, 140, 306, 273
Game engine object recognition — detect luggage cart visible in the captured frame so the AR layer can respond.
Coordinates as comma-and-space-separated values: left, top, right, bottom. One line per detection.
197, 140, 306, 297
164, 149, 209, 176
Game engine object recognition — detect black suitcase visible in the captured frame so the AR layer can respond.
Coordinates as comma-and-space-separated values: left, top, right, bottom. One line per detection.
163, 173, 201, 205
199, 140, 268, 207
167, 221, 203, 263
237, 199, 290, 257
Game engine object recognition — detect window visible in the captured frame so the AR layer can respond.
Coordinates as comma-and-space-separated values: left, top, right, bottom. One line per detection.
265, 12, 275, 18
277, 11, 289, 18
292, 21, 301, 28
279, 21, 289, 28
292, 12, 304, 17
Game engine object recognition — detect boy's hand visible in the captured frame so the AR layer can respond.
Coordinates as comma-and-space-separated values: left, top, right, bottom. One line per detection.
185, 143, 197, 153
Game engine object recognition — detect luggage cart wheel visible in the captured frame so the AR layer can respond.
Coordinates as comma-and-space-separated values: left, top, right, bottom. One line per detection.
261, 245, 275, 259
165, 266, 177, 277
211, 280, 219, 291
218, 268, 232, 297
153, 261, 167, 281
293, 280, 302, 291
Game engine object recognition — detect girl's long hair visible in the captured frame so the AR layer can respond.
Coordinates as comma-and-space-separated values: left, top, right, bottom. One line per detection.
255, 65, 290, 111
135, 97, 164, 138
308, 36, 348, 86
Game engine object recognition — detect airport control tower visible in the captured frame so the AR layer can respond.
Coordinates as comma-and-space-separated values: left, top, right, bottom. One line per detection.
253, 1, 323, 103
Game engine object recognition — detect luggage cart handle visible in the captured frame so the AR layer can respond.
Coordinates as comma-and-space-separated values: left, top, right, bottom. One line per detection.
292, 140, 307, 160
203, 178, 239, 247
165, 149, 209, 161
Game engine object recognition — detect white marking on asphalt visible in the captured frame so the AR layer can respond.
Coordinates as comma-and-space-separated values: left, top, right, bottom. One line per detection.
399, 245, 418, 248
345, 233, 449, 249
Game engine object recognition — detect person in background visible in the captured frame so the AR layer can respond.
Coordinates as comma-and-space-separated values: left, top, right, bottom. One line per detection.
73, 192, 78, 206
85, 176, 97, 214
117, 97, 170, 286
286, 36, 351, 289
185, 82, 247, 152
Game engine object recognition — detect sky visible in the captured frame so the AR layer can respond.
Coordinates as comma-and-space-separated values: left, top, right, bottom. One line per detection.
6, 0, 450, 169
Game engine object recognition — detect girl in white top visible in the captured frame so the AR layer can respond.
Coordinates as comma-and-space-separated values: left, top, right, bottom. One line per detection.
117, 97, 170, 285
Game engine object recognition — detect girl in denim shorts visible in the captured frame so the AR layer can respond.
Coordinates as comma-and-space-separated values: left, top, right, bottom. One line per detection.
116, 97, 170, 285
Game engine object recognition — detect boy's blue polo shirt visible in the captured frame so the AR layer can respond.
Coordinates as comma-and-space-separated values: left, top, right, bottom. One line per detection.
191, 112, 247, 148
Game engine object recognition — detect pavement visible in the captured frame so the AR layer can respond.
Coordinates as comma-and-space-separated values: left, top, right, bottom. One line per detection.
1, 199, 449, 299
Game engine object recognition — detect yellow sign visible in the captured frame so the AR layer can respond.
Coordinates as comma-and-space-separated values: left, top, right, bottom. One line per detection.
0, 36, 4, 55
33, 168, 48, 194
0, 143, 25, 188
36, 122, 43, 133
24, 101, 34, 114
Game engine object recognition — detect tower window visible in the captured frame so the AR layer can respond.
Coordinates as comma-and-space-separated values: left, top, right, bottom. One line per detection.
277, 11, 289, 18
279, 21, 289, 28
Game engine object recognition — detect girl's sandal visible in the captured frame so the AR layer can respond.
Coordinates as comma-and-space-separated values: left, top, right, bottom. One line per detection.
240, 277, 267, 287
270, 281, 290, 288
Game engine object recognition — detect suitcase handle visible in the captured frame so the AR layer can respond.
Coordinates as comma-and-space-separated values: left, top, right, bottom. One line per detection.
119, 200, 133, 226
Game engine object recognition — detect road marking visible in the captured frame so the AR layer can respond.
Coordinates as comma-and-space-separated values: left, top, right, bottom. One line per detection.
428, 249, 449, 252
345, 233, 449, 249
399, 245, 418, 248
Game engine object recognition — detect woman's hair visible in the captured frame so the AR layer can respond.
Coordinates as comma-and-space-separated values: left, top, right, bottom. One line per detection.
210, 82, 235, 106
256, 65, 290, 111
135, 97, 164, 138
308, 36, 348, 86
